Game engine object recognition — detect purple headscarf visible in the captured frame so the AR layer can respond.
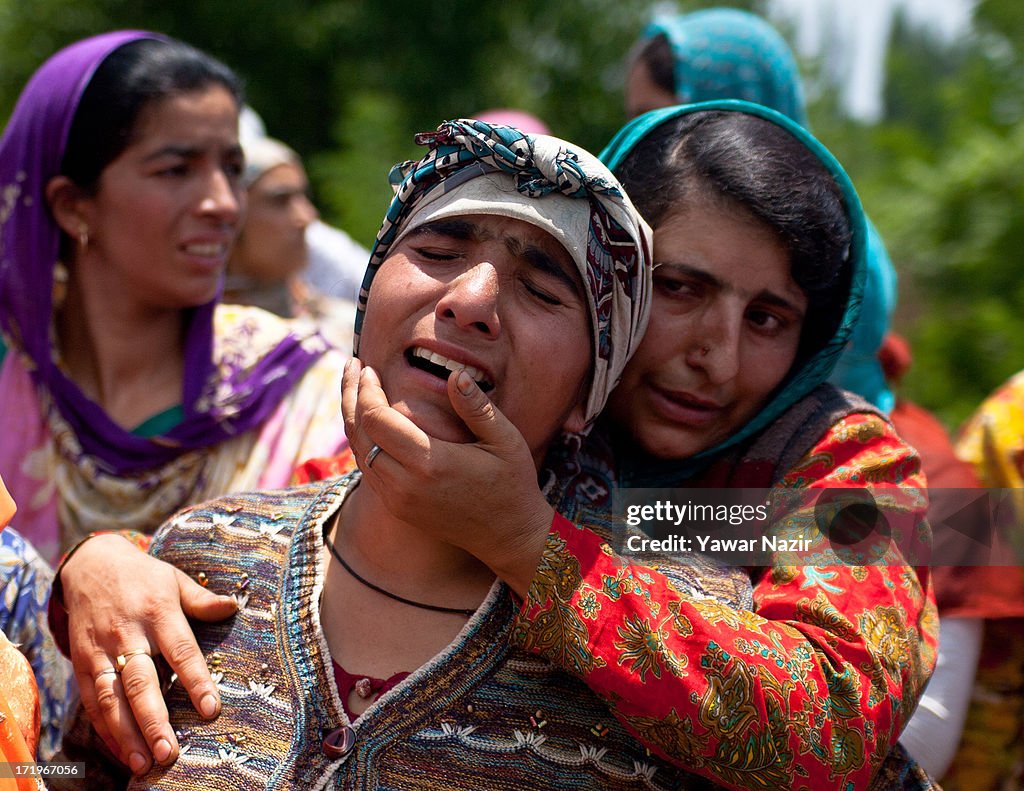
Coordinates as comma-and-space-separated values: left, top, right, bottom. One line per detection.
0, 31, 323, 475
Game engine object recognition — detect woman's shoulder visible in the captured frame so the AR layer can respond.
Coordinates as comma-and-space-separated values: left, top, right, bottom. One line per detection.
780, 410, 923, 488
151, 475, 356, 560
210, 302, 348, 428
956, 368, 1024, 472
212, 303, 346, 367
819, 410, 898, 446
964, 368, 1024, 431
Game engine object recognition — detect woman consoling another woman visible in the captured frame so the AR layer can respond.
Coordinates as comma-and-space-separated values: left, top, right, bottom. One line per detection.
53, 119, 742, 789
39, 35, 936, 790
339, 103, 937, 788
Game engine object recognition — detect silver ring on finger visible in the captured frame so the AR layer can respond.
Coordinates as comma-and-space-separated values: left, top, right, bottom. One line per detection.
94, 667, 118, 681
365, 443, 383, 469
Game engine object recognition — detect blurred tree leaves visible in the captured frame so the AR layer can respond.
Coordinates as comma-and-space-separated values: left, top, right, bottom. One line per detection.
812, 0, 1024, 429
872, 120, 1024, 425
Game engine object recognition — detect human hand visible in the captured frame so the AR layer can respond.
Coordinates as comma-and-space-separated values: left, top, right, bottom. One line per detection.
59, 534, 237, 774
341, 358, 554, 596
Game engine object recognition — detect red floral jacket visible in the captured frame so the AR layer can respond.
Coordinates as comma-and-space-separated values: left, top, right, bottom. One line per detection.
512, 413, 938, 790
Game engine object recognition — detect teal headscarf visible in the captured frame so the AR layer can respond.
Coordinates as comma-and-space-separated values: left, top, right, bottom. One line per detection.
599, 100, 868, 476
638, 9, 896, 413
828, 220, 897, 412
642, 8, 808, 126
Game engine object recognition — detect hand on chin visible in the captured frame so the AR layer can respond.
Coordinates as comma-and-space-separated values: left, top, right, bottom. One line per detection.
391, 399, 475, 444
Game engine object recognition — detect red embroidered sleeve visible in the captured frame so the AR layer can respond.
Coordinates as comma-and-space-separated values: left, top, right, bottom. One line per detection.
511, 414, 938, 791
292, 447, 357, 485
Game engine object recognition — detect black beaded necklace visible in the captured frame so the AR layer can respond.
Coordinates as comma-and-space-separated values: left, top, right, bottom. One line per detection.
324, 534, 476, 618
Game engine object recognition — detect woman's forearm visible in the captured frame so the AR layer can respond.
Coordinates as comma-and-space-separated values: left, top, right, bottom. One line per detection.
512, 509, 935, 791
898, 616, 983, 779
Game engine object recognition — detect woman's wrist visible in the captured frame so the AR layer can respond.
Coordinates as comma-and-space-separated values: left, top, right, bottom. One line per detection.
52, 531, 143, 609
486, 501, 555, 599
49, 533, 110, 656
51, 533, 102, 612
48, 532, 149, 657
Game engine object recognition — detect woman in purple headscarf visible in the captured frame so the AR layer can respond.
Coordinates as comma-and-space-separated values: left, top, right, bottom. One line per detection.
0, 31, 349, 565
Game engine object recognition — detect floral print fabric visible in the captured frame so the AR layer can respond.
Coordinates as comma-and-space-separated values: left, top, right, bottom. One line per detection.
939, 369, 1024, 790
0, 527, 72, 760
0, 304, 348, 564
513, 413, 938, 790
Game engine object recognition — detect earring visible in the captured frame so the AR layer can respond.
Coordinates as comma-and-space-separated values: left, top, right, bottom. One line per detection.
78, 225, 89, 249
53, 261, 69, 309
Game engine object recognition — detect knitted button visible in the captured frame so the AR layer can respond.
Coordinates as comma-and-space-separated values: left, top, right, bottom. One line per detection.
322, 725, 355, 759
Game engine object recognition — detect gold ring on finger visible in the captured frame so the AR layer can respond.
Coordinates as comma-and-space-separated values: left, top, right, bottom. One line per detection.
115, 648, 150, 673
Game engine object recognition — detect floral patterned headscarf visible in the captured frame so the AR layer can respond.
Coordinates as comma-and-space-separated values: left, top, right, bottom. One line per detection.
354, 119, 653, 426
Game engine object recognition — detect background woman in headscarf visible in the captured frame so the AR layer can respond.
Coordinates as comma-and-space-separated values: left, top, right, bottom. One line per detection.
51, 120, 699, 789
222, 133, 357, 352
625, 7, 807, 123
627, 9, 1002, 782
222, 136, 319, 318
0, 31, 349, 566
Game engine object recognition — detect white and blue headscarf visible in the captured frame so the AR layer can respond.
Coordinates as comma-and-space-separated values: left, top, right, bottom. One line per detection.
353, 119, 653, 427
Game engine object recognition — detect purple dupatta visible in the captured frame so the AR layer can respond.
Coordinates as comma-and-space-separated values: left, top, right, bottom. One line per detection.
0, 31, 324, 476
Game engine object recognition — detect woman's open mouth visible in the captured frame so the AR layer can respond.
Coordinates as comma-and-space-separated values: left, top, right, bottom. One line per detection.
405, 347, 494, 392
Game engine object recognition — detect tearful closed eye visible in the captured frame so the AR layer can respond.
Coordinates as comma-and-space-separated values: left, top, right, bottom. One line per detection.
406, 347, 494, 392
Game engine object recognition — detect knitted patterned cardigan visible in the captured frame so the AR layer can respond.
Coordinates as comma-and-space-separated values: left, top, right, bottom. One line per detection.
52, 472, 934, 790
92, 474, 743, 790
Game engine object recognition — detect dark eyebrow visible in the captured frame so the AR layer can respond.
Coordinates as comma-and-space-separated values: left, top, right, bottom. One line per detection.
408, 218, 581, 296
756, 290, 805, 318
406, 219, 479, 242
507, 238, 580, 294
655, 262, 724, 290
260, 185, 308, 200
656, 262, 804, 316
143, 143, 243, 162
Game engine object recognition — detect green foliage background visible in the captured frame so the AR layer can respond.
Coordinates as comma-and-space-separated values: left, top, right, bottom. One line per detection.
1, 0, 1020, 431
